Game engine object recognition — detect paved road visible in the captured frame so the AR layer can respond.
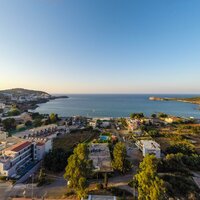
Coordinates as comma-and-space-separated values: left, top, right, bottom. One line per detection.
9, 175, 67, 199
0, 182, 12, 200
191, 171, 200, 189
108, 174, 133, 193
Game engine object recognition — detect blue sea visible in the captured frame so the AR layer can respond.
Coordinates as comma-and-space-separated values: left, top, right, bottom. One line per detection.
33, 94, 200, 118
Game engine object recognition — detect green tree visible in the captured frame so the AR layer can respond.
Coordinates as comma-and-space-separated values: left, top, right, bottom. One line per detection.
151, 113, 157, 118
2, 118, 16, 131
135, 155, 165, 200
158, 113, 168, 118
120, 118, 128, 128
49, 113, 57, 123
31, 112, 43, 120
76, 177, 87, 198
166, 141, 195, 155
148, 129, 160, 137
64, 143, 92, 199
8, 108, 20, 116
33, 118, 42, 127
25, 120, 32, 127
112, 142, 129, 174
130, 113, 144, 119
44, 148, 70, 172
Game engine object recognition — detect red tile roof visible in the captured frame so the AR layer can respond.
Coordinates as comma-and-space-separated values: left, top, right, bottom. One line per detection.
8, 141, 31, 152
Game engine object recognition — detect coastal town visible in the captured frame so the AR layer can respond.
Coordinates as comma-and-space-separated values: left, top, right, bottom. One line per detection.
0, 89, 200, 200
1, 0, 200, 199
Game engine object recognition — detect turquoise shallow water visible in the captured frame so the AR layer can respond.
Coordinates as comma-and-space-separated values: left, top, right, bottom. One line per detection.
33, 94, 200, 118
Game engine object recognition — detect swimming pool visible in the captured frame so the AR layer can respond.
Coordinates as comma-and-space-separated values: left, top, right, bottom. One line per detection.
100, 135, 109, 141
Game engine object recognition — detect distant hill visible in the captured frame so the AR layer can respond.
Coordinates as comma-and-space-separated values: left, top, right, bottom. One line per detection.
0, 88, 51, 97
149, 96, 200, 105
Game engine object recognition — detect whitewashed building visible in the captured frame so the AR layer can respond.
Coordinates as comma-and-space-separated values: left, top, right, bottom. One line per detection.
0, 131, 8, 140
0, 103, 5, 109
136, 140, 161, 158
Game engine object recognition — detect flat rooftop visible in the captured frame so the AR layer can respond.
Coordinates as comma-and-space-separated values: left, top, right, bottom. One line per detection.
14, 124, 58, 138
88, 195, 116, 200
89, 143, 113, 172
30, 124, 57, 132
141, 140, 160, 150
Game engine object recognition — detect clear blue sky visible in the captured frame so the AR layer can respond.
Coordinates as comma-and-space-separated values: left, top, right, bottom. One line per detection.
0, 0, 200, 94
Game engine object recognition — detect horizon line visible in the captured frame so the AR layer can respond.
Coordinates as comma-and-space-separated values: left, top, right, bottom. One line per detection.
51, 92, 200, 95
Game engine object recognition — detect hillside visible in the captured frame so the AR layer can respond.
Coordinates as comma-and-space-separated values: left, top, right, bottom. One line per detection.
0, 88, 68, 111
0, 88, 51, 97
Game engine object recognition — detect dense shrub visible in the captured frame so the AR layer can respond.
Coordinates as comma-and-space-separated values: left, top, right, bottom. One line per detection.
8, 108, 20, 116
44, 148, 72, 172
166, 141, 195, 155
148, 129, 160, 137
162, 175, 200, 197
2, 118, 16, 131
158, 113, 168, 118
0, 176, 7, 181
158, 153, 200, 172
95, 183, 103, 190
158, 153, 189, 173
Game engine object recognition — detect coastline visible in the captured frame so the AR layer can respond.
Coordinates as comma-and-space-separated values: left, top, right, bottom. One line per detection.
18, 95, 69, 111
149, 96, 200, 105
33, 94, 200, 118
27, 95, 69, 111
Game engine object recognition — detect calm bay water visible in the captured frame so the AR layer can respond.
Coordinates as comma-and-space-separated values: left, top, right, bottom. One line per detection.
34, 94, 200, 118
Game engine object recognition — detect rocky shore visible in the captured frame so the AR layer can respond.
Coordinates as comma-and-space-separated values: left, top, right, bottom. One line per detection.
20, 95, 69, 111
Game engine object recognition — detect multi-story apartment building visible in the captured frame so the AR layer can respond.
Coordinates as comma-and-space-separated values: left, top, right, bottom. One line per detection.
0, 124, 64, 178
0, 141, 33, 177
0, 138, 52, 178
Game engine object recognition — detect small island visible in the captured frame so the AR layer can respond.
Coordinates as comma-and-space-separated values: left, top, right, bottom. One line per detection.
149, 96, 200, 105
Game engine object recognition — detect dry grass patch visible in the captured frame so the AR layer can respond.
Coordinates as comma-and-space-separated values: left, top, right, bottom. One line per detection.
53, 130, 100, 151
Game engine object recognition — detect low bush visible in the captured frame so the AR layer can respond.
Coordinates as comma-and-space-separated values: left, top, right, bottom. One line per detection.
0, 176, 7, 181
95, 183, 103, 190
166, 141, 195, 155
109, 187, 132, 196
64, 189, 76, 197
162, 175, 200, 197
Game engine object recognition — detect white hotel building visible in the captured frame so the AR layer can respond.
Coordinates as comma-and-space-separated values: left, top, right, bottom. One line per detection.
0, 141, 33, 177
0, 124, 63, 178
0, 139, 51, 177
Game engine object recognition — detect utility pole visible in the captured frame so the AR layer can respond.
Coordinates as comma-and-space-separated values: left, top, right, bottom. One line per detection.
31, 174, 34, 200
133, 181, 136, 200
42, 191, 47, 200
